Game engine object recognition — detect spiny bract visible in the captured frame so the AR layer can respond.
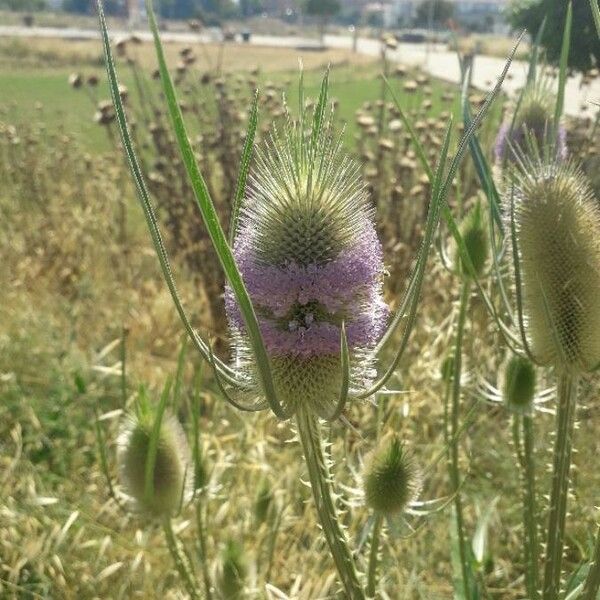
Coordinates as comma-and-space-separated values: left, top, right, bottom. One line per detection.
363, 434, 422, 515
118, 409, 192, 516
495, 79, 567, 165
510, 159, 600, 373
225, 101, 387, 417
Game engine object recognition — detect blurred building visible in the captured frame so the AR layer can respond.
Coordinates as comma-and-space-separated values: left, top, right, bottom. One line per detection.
361, 0, 508, 29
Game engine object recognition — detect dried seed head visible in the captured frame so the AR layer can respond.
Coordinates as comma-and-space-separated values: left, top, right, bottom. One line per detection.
117, 409, 192, 516
363, 435, 421, 515
226, 97, 387, 417
456, 201, 488, 278
511, 159, 600, 372
502, 355, 536, 412
495, 80, 567, 164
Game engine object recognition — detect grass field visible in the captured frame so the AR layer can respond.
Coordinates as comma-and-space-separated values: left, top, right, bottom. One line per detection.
0, 35, 469, 153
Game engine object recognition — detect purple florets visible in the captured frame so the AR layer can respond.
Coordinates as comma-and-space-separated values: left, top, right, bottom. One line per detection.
226, 220, 388, 358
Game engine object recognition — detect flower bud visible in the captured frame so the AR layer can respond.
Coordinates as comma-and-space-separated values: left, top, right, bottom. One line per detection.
456, 201, 488, 278
217, 540, 246, 600
511, 160, 600, 372
363, 435, 421, 515
118, 409, 192, 516
254, 478, 273, 524
502, 355, 536, 412
226, 101, 388, 417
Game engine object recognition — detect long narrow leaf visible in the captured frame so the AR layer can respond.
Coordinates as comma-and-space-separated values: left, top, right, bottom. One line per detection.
145, 0, 291, 419
144, 380, 171, 505
591, 0, 600, 38
554, 2, 572, 140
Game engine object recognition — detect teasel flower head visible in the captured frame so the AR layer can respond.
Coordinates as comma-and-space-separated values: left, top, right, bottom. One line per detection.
509, 157, 600, 373
495, 79, 567, 165
225, 99, 388, 418
117, 403, 192, 517
363, 434, 422, 516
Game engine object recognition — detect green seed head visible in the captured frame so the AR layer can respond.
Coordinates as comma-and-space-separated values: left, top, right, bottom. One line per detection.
502, 355, 536, 412
511, 160, 600, 372
254, 477, 273, 524
363, 435, 421, 515
217, 540, 246, 600
456, 201, 488, 278
118, 409, 191, 517
440, 355, 455, 382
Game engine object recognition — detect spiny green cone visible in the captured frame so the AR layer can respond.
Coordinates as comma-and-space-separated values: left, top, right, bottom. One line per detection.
456, 201, 488, 278
118, 410, 191, 516
502, 355, 536, 413
511, 159, 600, 372
363, 435, 421, 515
217, 540, 246, 600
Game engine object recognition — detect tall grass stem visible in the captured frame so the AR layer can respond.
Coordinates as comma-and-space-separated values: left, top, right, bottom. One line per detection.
449, 280, 472, 598
366, 512, 384, 598
296, 407, 365, 599
542, 372, 579, 600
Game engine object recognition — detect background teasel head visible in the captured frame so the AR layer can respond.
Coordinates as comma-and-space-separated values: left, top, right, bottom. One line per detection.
117, 395, 192, 517
509, 157, 600, 373
225, 93, 388, 418
363, 434, 422, 516
502, 355, 537, 413
495, 78, 567, 165
455, 200, 488, 278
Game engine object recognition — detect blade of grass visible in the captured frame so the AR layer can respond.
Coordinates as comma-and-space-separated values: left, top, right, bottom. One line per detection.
144, 379, 171, 506
553, 2, 572, 142
229, 90, 259, 246
96, 0, 242, 388
590, 0, 600, 38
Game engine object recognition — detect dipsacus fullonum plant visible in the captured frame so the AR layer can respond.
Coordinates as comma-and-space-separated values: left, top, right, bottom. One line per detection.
224, 114, 388, 418
96, 0, 519, 594
507, 155, 600, 600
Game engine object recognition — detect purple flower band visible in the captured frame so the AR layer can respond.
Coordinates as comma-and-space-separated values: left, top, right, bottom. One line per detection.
232, 223, 384, 316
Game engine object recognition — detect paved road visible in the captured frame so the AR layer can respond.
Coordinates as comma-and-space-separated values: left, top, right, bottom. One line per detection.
1, 24, 598, 117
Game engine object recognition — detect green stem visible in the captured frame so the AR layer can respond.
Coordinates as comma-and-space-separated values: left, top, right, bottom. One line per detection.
163, 518, 202, 600
542, 372, 579, 600
196, 501, 213, 600
366, 513, 384, 598
296, 407, 365, 600
522, 414, 540, 600
582, 523, 600, 600
449, 280, 472, 599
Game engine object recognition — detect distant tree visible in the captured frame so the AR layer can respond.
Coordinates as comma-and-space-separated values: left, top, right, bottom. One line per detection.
506, 0, 600, 73
239, 0, 263, 18
415, 0, 454, 27
0, 0, 46, 9
62, 0, 123, 14
304, 0, 340, 42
